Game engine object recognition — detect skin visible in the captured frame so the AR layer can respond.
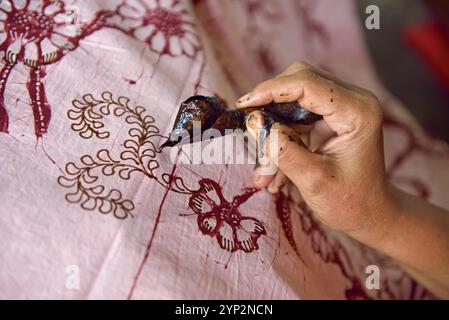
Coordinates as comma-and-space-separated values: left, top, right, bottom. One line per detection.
235, 61, 449, 299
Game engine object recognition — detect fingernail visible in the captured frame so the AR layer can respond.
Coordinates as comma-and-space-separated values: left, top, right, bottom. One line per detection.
245, 111, 265, 136
237, 93, 252, 104
246, 113, 257, 127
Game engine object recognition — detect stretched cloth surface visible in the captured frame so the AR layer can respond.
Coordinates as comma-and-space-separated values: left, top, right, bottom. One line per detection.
0, 0, 448, 299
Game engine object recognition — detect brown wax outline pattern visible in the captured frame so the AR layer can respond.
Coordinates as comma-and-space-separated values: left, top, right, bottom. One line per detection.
57, 91, 197, 220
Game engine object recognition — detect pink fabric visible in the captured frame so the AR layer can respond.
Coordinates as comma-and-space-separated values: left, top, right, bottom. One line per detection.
0, 0, 448, 299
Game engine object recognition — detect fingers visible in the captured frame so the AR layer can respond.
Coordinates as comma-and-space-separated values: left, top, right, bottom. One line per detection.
265, 123, 330, 190
236, 74, 308, 106
267, 171, 287, 194
253, 167, 288, 193
253, 166, 275, 188
246, 110, 332, 193
236, 61, 310, 106
246, 110, 277, 187
236, 68, 381, 136
248, 115, 336, 194
252, 123, 310, 193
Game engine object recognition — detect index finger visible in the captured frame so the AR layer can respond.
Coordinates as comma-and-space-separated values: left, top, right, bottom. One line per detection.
235, 70, 380, 136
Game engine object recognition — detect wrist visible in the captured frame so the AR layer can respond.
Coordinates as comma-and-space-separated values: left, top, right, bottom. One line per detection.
346, 182, 403, 251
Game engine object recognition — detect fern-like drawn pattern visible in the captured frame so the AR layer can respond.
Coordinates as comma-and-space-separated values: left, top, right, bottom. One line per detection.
58, 91, 197, 219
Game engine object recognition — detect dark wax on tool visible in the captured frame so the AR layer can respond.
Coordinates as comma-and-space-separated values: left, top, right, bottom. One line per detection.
160, 95, 322, 150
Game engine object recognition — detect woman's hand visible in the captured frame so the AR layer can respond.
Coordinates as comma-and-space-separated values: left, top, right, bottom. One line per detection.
236, 61, 449, 298
236, 61, 390, 240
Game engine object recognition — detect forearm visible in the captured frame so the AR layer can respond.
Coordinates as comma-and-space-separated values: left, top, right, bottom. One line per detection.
352, 184, 449, 298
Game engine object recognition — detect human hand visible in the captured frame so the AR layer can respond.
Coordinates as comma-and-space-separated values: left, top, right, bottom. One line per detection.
236, 61, 394, 240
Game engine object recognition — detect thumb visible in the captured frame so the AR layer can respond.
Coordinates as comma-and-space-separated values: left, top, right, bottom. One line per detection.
265, 123, 329, 188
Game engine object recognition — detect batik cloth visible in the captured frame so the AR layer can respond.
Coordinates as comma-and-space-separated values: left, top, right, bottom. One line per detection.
0, 0, 448, 299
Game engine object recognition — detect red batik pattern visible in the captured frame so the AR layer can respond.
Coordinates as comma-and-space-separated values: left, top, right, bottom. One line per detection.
0, 0, 201, 138
189, 179, 265, 253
